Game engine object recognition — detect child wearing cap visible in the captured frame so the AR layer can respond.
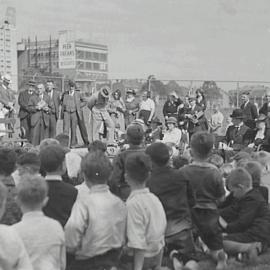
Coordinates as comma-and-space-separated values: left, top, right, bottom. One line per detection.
65, 151, 126, 270
180, 131, 227, 270
124, 152, 167, 270
219, 168, 270, 264
109, 123, 145, 201
13, 175, 66, 270
0, 181, 33, 270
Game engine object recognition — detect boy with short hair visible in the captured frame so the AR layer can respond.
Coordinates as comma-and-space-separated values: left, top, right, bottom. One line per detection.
65, 151, 126, 270
39, 144, 78, 227
13, 175, 66, 270
125, 152, 167, 270
180, 131, 227, 270
219, 168, 270, 263
0, 181, 33, 270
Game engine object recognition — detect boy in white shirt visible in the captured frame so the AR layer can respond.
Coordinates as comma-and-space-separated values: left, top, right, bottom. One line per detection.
125, 152, 167, 270
13, 175, 66, 270
0, 181, 33, 270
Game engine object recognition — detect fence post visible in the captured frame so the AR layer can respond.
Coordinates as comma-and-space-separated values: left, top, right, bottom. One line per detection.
236, 81, 239, 107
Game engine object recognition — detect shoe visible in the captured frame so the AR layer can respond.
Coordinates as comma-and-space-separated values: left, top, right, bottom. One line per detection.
216, 250, 228, 270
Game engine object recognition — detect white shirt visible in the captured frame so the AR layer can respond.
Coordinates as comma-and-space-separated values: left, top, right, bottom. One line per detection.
76, 182, 90, 201
13, 211, 65, 270
126, 188, 167, 258
0, 225, 33, 270
162, 127, 182, 146
140, 98, 155, 112
210, 111, 224, 135
65, 184, 127, 260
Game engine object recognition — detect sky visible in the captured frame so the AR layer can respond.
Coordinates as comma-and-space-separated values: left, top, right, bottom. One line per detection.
1, 0, 270, 81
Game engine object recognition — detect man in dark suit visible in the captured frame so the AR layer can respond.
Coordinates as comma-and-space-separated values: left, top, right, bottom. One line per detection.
39, 144, 78, 227
46, 80, 60, 138
28, 83, 50, 146
18, 80, 35, 141
62, 80, 89, 147
225, 109, 255, 151
240, 91, 258, 129
259, 90, 270, 116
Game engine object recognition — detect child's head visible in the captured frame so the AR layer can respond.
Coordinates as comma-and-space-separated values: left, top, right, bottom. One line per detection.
239, 161, 262, 188
81, 151, 112, 186
207, 153, 224, 168
252, 151, 270, 172
227, 167, 252, 198
0, 147, 16, 177
55, 133, 70, 148
88, 140, 107, 153
172, 155, 189, 169
39, 145, 66, 175
125, 152, 152, 186
146, 142, 170, 167
0, 182, 7, 219
231, 151, 252, 168
17, 152, 41, 175
220, 163, 234, 180
39, 138, 59, 151
126, 124, 144, 145
16, 175, 48, 211
190, 132, 214, 160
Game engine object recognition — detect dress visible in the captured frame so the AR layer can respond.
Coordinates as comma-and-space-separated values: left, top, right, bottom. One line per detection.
124, 97, 140, 127
108, 97, 126, 132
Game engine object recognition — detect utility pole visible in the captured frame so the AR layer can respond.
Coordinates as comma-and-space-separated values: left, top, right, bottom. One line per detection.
35, 35, 38, 68
49, 35, 52, 74
27, 37, 30, 67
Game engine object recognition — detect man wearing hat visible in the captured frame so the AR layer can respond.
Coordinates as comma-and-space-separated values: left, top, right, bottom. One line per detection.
163, 92, 183, 121
240, 91, 258, 129
18, 80, 36, 141
124, 88, 140, 127
259, 90, 270, 116
87, 86, 115, 143
225, 109, 255, 151
62, 80, 88, 147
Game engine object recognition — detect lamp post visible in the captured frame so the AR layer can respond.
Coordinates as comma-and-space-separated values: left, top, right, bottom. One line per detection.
147, 75, 155, 97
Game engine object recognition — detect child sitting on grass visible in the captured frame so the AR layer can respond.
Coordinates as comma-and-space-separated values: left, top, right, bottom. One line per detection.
13, 175, 66, 270
124, 152, 167, 270
180, 131, 227, 270
219, 167, 270, 264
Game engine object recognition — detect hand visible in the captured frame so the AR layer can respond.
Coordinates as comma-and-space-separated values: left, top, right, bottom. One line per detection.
165, 115, 168, 120
219, 216, 228, 229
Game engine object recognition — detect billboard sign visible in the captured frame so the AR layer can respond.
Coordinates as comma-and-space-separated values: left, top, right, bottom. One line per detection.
58, 30, 76, 69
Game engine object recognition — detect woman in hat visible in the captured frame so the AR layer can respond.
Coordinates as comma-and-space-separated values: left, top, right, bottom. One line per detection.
163, 91, 183, 121
124, 88, 140, 128
196, 88, 207, 111
108, 89, 126, 132
162, 116, 182, 147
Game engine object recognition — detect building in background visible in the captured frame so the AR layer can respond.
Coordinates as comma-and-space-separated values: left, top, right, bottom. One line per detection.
0, 7, 17, 91
17, 32, 108, 93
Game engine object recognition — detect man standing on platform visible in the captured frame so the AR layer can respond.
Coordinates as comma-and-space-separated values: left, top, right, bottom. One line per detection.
18, 80, 35, 141
46, 80, 60, 138
138, 91, 155, 125
62, 81, 89, 147
28, 83, 50, 146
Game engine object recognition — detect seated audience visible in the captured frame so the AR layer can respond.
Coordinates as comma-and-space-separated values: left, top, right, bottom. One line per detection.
220, 168, 270, 263
0, 147, 22, 225
124, 152, 167, 270
172, 155, 189, 169
180, 132, 227, 270
13, 175, 66, 270
39, 144, 78, 227
0, 182, 33, 270
65, 152, 126, 270
208, 153, 224, 169
109, 124, 145, 200
88, 140, 107, 153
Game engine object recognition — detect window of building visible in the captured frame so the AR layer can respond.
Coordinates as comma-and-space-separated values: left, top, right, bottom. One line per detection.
85, 51, 92, 59
77, 61, 85, 69
99, 53, 107, 61
99, 63, 107, 71
85, 62, 92, 70
93, 52, 99, 60
93, 62, 99, 70
76, 50, 84, 59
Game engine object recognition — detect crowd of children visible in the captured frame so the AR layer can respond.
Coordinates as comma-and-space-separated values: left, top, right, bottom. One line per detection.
0, 126, 270, 270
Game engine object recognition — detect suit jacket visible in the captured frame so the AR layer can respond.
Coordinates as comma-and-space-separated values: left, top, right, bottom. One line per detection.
241, 101, 258, 128
0, 84, 15, 108
259, 102, 270, 116
61, 91, 87, 120
225, 124, 255, 150
43, 180, 78, 227
28, 93, 50, 127
18, 90, 32, 119
47, 90, 60, 120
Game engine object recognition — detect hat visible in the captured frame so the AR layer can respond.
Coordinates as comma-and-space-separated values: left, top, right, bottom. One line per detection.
169, 91, 178, 98
127, 124, 144, 144
230, 109, 244, 119
100, 86, 110, 98
3, 74, 11, 84
27, 80, 36, 87
241, 91, 250, 96
68, 80, 76, 88
167, 117, 177, 125
126, 88, 136, 95
256, 114, 267, 122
